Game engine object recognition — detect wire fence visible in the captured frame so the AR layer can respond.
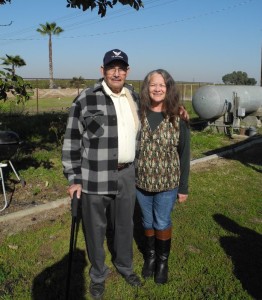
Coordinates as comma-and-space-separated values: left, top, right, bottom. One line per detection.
1, 78, 213, 115
24, 77, 212, 101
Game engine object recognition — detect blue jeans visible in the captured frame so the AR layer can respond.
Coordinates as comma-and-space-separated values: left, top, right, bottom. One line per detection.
136, 188, 178, 231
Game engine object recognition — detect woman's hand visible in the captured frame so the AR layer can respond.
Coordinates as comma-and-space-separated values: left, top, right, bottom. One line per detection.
179, 106, 190, 121
178, 193, 188, 203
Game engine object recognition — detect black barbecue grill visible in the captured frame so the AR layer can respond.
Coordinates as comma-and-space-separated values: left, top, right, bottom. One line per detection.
0, 130, 25, 212
0, 130, 21, 161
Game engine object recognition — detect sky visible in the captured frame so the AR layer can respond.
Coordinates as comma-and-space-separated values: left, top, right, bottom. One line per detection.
0, 0, 261, 84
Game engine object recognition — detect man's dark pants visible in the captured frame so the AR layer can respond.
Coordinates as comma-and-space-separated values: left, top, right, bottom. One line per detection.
81, 164, 136, 283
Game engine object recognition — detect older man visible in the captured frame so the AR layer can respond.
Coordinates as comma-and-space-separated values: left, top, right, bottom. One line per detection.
62, 49, 141, 299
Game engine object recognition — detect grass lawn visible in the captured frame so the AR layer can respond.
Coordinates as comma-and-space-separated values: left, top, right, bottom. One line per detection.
0, 152, 261, 299
0, 97, 261, 299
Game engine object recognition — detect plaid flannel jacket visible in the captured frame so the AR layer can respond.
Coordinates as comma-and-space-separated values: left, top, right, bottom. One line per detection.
62, 80, 141, 195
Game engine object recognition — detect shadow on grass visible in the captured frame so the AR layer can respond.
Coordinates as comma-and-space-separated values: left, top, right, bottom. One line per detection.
0, 112, 68, 143
213, 214, 262, 299
0, 112, 67, 171
32, 202, 86, 300
223, 139, 262, 174
32, 248, 87, 300
204, 135, 262, 156
204, 135, 262, 173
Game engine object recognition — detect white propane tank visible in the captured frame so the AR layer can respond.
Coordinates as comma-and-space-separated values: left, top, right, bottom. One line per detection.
192, 85, 262, 120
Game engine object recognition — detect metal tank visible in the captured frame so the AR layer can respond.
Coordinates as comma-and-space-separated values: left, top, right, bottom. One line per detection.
192, 85, 262, 120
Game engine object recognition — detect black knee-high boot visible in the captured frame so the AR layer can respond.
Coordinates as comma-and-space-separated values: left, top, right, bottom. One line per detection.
142, 229, 156, 279
155, 228, 171, 284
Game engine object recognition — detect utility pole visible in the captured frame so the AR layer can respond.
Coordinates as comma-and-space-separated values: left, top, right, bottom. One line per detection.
261, 46, 262, 86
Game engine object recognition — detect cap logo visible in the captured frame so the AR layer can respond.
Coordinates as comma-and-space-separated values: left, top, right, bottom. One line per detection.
113, 51, 121, 56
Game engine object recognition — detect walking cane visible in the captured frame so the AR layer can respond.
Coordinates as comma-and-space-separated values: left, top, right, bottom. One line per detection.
65, 191, 79, 300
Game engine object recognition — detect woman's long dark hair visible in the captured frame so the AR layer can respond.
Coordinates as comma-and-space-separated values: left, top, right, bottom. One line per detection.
140, 69, 180, 126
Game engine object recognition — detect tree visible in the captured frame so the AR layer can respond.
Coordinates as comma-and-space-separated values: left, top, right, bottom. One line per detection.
222, 71, 257, 85
36, 22, 64, 89
70, 76, 85, 87
1, 54, 26, 76
0, 70, 31, 103
1, 1, 144, 17
67, 0, 143, 17
0, 0, 11, 4
70, 76, 85, 94
0, 55, 30, 103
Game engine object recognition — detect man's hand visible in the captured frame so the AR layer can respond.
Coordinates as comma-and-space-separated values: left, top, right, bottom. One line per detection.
179, 106, 189, 121
178, 193, 188, 203
67, 184, 82, 199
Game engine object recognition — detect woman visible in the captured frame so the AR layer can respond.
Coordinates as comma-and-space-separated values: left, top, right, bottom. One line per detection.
136, 69, 190, 284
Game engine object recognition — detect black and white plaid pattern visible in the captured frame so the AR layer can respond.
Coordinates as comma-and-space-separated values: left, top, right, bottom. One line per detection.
62, 80, 140, 194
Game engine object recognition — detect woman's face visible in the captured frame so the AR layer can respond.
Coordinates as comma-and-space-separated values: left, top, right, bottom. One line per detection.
148, 73, 166, 111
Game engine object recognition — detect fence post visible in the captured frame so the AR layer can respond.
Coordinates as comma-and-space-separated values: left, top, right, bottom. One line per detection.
36, 79, 39, 114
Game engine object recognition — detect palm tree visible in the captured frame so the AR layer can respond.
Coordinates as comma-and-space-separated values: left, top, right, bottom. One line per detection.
36, 22, 64, 89
1, 54, 26, 75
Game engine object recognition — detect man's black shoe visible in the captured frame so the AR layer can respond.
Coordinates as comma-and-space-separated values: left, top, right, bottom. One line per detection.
123, 273, 142, 287
89, 281, 105, 299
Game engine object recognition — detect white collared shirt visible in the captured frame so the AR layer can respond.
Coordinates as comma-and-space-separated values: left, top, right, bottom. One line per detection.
102, 80, 136, 163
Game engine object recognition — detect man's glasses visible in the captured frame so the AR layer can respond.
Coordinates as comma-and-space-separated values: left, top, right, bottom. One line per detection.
105, 66, 128, 75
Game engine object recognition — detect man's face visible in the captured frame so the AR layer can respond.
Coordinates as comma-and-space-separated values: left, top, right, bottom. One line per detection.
101, 61, 129, 94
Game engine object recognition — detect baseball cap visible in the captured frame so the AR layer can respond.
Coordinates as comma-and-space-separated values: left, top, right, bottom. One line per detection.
103, 49, 129, 66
